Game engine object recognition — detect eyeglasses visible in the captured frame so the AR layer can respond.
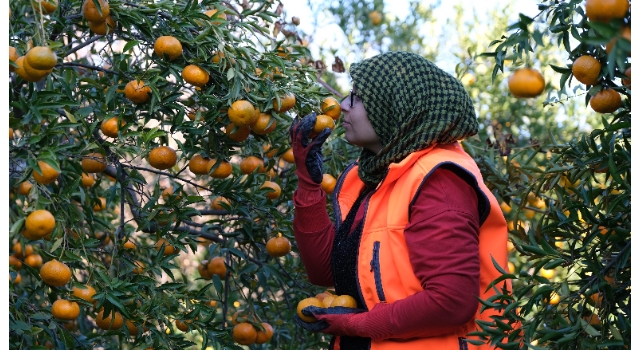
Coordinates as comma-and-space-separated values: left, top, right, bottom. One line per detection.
341, 89, 359, 108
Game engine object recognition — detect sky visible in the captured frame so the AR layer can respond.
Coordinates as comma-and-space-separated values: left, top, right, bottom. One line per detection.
278, 0, 542, 88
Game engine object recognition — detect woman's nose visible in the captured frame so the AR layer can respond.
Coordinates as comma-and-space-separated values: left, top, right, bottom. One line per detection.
339, 97, 350, 112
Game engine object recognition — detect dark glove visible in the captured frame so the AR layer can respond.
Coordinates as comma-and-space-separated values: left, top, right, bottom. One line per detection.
294, 306, 367, 337
289, 112, 332, 185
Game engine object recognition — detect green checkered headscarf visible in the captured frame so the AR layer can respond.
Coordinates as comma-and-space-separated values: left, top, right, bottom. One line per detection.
349, 51, 478, 187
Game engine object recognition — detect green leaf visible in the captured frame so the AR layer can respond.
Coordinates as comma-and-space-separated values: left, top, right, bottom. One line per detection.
122, 40, 140, 53
10, 218, 25, 235
550, 64, 571, 74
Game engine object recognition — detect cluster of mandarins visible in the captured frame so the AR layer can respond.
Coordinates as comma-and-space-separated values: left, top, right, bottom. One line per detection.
83, 0, 117, 35
296, 292, 358, 323
507, 0, 630, 115
9, 247, 130, 331
11, 45, 57, 83
229, 313, 275, 346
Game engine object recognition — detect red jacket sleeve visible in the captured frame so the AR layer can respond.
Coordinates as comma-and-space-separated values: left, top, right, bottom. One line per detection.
360, 167, 481, 340
292, 182, 335, 287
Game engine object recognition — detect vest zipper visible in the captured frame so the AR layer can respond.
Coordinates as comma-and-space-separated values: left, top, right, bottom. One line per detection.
370, 241, 386, 303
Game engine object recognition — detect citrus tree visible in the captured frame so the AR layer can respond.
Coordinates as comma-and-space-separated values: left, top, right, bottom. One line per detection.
9, 0, 344, 349
299, 0, 630, 348
467, 0, 631, 348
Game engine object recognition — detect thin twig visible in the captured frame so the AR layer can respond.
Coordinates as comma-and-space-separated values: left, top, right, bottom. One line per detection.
317, 75, 344, 98
64, 35, 103, 57
123, 165, 214, 193
59, 62, 120, 77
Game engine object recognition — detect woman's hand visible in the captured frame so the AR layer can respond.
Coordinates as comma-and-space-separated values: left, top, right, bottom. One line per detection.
289, 112, 332, 184
293, 306, 367, 337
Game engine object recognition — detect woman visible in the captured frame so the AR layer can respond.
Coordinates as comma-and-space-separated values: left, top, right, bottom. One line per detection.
291, 51, 509, 350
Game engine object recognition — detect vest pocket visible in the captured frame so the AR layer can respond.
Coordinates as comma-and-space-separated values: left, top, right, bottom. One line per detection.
370, 241, 386, 303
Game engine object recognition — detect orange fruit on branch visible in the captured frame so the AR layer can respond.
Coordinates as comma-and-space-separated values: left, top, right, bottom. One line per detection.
228, 100, 260, 127
10, 272, 22, 284
211, 196, 230, 210
369, 10, 383, 25
22, 57, 54, 80
621, 67, 631, 88
272, 93, 296, 113
188, 154, 211, 175
14, 56, 49, 82
155, 238, 176, 255
543, 291, 560, 305
175, 319, 191, 332
205, 8, 227, 25
296, 297, 324, 322
132, 260, 145, 274
590, 88, 622, 113
9, 256, 22, 270
12, 243, 24, 259
225, 123, 251, 142
51, 299, 80, 320
81, 152, 108, 173
24, 254, 43, 268
321, 97, 342, 120
239, 156, 265, 174
207, 256, 226, 278
88, 15, 116, 35
96, 308, 124, 330
100, 117, 125, 138
232, 322, 257, 346
508, 68, 545, 98
93, 197, 107, 211
251, 113, 277, 135
40, 259, 71, 287
198, 263, 213, 279
262, 143, 278, 158
281, 148, 295, 163
572, 55, 601, 85
266, 236, 292, 257
72, 284, 97, 303
255, 322, 274, 344
148, 146, 177, 170
211, 51, 235, 69
123, 239, 136, 250
81, 173, 96, 187
260, 181, 281, 199
182, 64, 209, 87
18, 181, 33, 195
207, 159, 233, 178
82, 0, 110, 23
9, 46, 19, 72
124, 80, 151, 104
125, 320, 141, 336
25, 209, 56, 239
154, 36, 183, 61
605, 26, 631, 54
321, 174, 337, 195
32, 0, 59, 14
25, 46, 57, 70
585, 0, 629, 23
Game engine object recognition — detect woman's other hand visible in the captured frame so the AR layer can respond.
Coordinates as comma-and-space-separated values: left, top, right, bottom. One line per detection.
289, 112, 332, 184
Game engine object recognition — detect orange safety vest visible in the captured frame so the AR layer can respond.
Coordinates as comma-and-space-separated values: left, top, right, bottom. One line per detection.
331, 143, 509, 350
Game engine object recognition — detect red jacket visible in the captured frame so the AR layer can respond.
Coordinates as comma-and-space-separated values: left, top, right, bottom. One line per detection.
294, 145, 493, 344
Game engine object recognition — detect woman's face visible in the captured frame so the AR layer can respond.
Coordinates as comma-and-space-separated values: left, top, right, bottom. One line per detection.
340, 90, 383, 154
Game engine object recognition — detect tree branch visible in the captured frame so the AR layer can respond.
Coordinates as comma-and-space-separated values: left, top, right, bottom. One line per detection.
64, 35, 104, 57
317, 75, 344, 98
